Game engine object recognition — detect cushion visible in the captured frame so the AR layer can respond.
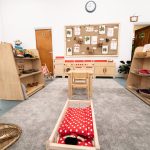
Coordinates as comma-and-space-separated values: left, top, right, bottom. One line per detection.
58, 136, 93, 147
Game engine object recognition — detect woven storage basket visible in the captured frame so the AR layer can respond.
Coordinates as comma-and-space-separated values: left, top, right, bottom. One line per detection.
0, 123, 22, 150
139, 90, 150, 99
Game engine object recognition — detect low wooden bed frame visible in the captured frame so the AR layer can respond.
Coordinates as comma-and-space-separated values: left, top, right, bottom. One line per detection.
46, 100, 100, 150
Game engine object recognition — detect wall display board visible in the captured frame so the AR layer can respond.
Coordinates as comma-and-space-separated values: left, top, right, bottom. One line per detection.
65, 24, 119, 56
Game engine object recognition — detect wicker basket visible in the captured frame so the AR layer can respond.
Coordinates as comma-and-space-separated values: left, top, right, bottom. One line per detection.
0, 123, 22, 150
139, 90, 150, 99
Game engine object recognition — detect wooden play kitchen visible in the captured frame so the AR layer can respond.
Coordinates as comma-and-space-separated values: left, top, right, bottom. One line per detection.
54, 57, 116, 78
68, 70, 93, 99
46, 100, 100, 150
0, 43, 45, 100
127, 47, 150, 105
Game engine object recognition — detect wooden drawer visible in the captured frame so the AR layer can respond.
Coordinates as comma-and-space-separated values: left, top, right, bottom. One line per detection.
94, 62, 115, 67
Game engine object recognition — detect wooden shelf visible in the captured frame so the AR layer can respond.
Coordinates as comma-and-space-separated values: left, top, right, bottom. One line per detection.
127, 47, 150, 106
15, 57, 39, 60
27, 84, 44, 97
134, 56, 150, 59
130, 71, 150, 77
20, 71, 42, 79
0, 43, 45, 100
126, 86, 150, 105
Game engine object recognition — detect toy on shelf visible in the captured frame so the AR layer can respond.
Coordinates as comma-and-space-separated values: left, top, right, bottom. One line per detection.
14, 40, 24, 57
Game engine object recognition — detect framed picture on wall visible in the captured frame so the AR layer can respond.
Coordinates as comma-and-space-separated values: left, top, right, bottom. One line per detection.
102, 45, 108, 54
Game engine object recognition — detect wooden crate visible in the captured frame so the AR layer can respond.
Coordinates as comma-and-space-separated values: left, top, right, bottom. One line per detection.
46, 100, 100, 150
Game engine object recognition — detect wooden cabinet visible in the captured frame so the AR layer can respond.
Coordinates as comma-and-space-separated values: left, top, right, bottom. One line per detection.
0, 43, 45, 100
94, 67, 104, 75
53, 58, 116, 78
127, 47, 150, 105
53, 57, 65, 77
94, 62, 115, 78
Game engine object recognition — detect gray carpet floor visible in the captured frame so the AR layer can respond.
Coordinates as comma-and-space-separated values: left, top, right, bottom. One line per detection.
0, 78, 150, 150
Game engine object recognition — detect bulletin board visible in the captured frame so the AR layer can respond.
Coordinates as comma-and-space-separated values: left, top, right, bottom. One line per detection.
65, 23, 119, 56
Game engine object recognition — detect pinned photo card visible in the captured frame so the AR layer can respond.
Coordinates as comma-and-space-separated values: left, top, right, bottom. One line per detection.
110, 39, 117, 50
66, 47, 72, 56
84, 36, 90, 44
102, 45, 108, 54
107, 28, 114, 37
91, 36, 97, 44
66, 29, 72, 38
99, 38, 105, 41
74, 26, 80, 35
85, 26, 94, 32
99, 25, 106, 34
74, 44, 80, 53
114, 26, 118, 29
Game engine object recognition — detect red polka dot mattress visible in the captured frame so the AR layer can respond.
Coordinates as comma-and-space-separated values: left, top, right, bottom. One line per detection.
58, 106, 94, 146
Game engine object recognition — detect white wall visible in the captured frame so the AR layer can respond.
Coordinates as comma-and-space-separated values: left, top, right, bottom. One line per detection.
0, 0, 150, 70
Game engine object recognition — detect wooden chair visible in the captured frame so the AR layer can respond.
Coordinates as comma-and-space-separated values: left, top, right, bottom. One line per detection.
69, 72, 90, 99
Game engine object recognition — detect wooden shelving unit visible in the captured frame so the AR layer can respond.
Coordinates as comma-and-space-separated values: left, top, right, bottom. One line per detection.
0, 43, 45, 100
26, 83, 44, 97
20, 71, 42, 79
126, 47, 150, 105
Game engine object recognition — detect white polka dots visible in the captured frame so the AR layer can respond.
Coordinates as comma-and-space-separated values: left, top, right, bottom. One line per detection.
58, 106, 94, 141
